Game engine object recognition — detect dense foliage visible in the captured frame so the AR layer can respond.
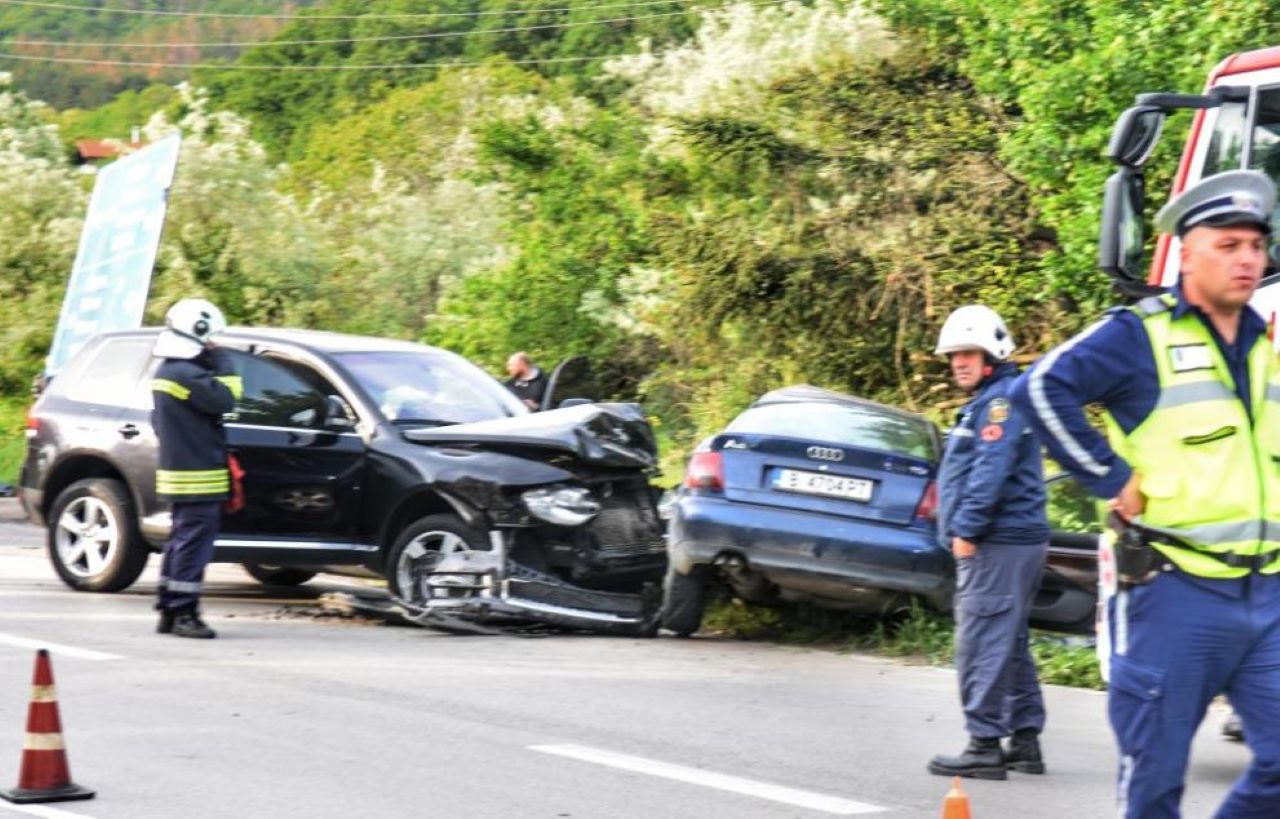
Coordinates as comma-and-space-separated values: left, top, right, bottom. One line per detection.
198, 0, 709, 159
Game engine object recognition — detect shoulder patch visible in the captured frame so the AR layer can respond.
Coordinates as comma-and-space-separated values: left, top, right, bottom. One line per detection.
986, 398, 1009, 424
980, 424, 1004, 443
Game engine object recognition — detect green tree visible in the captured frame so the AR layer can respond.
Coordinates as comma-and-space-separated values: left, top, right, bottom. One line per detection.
870, 0, 1280, 319
0, 75, 86, 390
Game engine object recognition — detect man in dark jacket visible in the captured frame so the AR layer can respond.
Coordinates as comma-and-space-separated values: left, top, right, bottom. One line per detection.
927, 305, 1050, 781
151, 298, 243, 639
504, 352, 548, 410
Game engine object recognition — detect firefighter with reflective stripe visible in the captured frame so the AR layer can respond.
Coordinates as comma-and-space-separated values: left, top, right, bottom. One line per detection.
151, 298, 243, 640
927, 305, 1051, 782
1011, 170, 1280, 818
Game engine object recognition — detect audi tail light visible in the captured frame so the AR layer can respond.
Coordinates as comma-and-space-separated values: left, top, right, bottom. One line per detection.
684, 451, 725, 491
915, 480, 938, 522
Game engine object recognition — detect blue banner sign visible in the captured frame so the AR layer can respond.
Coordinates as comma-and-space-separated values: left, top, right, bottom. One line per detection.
45, 134, 182, 375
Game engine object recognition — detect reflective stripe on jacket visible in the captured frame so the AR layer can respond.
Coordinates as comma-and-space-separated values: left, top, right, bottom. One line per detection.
1107, 294, 1280, 577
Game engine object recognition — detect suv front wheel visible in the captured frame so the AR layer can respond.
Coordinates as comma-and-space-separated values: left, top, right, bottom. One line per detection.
387, 514, 488, 605
48, 478, 150, 592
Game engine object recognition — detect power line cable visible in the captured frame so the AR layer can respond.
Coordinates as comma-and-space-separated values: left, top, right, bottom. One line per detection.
0, 49, 650, 70
0, 4, 747, 49
0, 0, 713, 21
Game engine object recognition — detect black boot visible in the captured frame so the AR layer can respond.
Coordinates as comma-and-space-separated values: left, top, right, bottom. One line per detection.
1222, 712, 1244, 742
1004, 729, 1046, 774
171, 609, 217, 639
156, 608, 175, 635
928, 737, 1006, 780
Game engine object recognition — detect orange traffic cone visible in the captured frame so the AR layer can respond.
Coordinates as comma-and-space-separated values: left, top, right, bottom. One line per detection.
0, 650, 94, 804
942, 776, 972, 819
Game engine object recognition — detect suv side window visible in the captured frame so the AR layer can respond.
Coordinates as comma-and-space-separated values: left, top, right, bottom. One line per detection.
60, 338, 154, 405
224, 351, 326, 430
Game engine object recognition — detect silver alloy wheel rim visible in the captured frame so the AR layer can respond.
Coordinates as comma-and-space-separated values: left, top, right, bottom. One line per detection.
55, 496, 119, 579
395, 530, 472, 604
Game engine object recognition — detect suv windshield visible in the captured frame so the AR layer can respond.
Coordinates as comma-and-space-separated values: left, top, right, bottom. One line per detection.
727, 402, 937, 461
333, 350, 526, 425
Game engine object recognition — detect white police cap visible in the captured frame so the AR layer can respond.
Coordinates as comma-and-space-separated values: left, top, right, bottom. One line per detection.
1155, 170, 1276, 237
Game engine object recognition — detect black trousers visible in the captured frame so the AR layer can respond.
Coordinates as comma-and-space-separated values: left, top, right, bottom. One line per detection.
157, 501, 221, 611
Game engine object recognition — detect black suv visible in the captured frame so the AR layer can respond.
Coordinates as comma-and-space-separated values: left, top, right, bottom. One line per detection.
20, 329, 666, 630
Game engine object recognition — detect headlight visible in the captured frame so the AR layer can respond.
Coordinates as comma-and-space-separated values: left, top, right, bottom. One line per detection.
521, 486, 601, 526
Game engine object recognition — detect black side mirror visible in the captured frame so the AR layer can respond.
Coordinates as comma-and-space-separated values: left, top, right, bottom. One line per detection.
1107, 105, 1166, 168
323, 395, 357, 431
1099, 166, 1157, 295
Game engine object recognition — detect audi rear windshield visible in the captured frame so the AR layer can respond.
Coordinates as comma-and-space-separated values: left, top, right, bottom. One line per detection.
726, 402, 937, 461
333, 350, 527, 425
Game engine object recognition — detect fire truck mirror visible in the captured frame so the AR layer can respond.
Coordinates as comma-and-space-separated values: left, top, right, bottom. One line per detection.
1108, 105, 1165, 168
1099, 166, 1147, 288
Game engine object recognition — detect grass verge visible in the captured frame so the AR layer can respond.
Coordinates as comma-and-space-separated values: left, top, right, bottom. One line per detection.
0, 397, 28, 486
701, 597, 1104, 690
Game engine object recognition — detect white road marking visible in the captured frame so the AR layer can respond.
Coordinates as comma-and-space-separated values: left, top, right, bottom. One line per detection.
0, 633, 121, 661
529, 744, 887, 815
0, 801, 96, 818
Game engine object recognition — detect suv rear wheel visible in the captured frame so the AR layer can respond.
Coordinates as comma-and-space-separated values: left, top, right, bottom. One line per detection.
387, 514, 488, 605
242, 563, 317, 587
48, 478, 149, 592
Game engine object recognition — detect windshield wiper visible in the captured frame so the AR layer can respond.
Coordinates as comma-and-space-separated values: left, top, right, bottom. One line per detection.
390, 418, 457, 427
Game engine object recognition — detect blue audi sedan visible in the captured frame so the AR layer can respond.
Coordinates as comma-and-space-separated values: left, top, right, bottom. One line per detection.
661, 385, 1096, 636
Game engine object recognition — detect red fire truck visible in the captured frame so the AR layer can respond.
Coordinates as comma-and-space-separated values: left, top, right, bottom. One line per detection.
1102, 45, 1280, 317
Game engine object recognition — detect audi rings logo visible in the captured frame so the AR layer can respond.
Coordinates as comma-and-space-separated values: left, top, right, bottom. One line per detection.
805, 446, 844, 462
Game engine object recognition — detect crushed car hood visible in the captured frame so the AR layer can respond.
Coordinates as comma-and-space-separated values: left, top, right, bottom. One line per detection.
402, 403, 658, 469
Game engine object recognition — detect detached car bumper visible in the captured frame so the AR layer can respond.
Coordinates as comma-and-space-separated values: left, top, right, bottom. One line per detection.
669, 494, 952, 607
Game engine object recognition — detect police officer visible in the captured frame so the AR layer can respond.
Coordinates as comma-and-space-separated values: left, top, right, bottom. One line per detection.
928, 305, 1051, 781
151, 298, 243, 639
1011, 170, 1280, 817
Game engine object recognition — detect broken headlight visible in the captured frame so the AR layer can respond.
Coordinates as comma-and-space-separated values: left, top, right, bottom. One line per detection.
521, 486, 601, 526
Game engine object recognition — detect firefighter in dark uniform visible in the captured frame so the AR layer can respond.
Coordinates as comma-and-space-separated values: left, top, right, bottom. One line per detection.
928, 305, 1051, 781
1011, 170, 1280, 817
151, 298, 243, 639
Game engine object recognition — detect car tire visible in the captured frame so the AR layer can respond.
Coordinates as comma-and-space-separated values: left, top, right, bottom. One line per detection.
47, 477, 149, 593
660, 565, 709, 637
386, 514, 488, 605
242, 563, 317, 587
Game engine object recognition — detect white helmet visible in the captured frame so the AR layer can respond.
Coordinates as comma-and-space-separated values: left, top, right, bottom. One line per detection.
934, 304, 1014, 360
153, 298, 226, 359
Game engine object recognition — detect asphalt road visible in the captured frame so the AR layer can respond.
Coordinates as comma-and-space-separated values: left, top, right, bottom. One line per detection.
0, 503, 1252, 818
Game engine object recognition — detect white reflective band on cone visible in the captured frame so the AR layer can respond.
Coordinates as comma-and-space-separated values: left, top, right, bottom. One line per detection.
24, 733, 65, 751
30, 684, 57, 703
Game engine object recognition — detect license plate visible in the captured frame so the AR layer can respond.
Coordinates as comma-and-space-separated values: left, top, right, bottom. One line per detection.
774, 469, 873, 502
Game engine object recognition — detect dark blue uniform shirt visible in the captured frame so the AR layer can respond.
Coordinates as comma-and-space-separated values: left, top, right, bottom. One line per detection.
1010, 284, 1267, 501
938, 362, 1050, 547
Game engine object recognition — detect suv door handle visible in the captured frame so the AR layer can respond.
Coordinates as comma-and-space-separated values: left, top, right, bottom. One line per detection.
118, 424, 141, 439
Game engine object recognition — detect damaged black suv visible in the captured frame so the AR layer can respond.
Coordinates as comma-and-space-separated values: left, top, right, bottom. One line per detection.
20, 329, 667, 632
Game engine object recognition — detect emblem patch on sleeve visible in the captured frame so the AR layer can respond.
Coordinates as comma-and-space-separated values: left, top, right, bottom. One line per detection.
986, 398, 1009, 424
980, 424, 1004, 442
1169, 344, 1213, 373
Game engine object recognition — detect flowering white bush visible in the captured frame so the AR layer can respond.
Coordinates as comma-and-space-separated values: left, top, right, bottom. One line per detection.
606, 1, 895, 118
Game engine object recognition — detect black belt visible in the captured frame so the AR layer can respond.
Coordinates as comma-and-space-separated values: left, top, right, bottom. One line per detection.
1109, 513, 1272, 584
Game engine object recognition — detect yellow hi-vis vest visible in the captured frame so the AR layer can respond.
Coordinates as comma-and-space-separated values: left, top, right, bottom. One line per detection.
1103, 293, 1280, 578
